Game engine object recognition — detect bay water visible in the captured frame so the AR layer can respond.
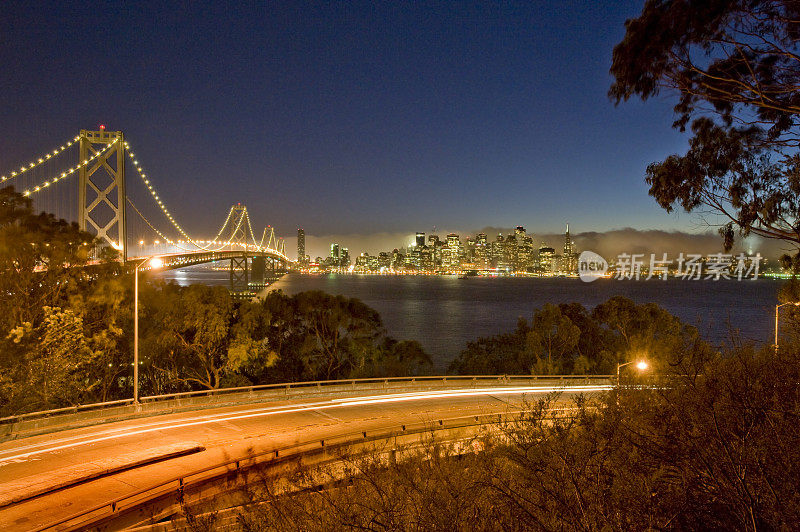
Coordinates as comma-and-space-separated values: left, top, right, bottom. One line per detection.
154, 268, 784, 371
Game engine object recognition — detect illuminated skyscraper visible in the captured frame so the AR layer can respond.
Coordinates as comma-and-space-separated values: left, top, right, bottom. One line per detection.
415, 232, 426, 247
538, 244, 557, 273
428, 235, 441, 269
297, 228, 306, 263
563, 223, 577, 273
443, 233, 461, 270
475, 232, 488, 268
515, 226, 534, 271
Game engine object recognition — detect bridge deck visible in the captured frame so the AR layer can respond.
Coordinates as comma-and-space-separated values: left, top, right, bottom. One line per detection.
128, 248, 292, 271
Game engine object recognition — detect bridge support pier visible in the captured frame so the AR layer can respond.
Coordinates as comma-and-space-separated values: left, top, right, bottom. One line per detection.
229, 254, 249, 293
251, 256, 266, 286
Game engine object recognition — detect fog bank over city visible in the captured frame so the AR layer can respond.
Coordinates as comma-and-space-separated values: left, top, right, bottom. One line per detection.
292, 228, 792, 264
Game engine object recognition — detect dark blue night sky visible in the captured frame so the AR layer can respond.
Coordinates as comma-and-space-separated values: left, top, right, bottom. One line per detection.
0, 1, 695, 242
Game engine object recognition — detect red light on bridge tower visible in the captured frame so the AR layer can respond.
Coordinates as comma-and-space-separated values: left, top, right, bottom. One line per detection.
99, 124, 106, 131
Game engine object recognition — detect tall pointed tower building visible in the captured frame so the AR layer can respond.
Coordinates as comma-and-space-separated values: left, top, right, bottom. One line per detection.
563, 223, 578, 273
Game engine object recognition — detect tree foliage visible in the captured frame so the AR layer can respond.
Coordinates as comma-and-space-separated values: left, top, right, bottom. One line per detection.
449, 296, 704, 375
0, 186, 109, 332
142, 283, 238, 390
0, 186, 127, 413
234, 290, 432, 384
134, 287, 433, 396
610, 1, 800, 255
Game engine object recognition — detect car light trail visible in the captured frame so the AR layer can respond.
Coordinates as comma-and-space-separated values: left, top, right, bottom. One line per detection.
0, 385, 612, 465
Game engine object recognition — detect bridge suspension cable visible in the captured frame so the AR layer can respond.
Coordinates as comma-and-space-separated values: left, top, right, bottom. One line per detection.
123, 140, 197, 243
206, 205, 256, 250
21, 140, 119, 197
244, 209, 285, 254
126, 197, 180, 247
265, 226, 277, 249
1, 135, 80, 184
256, 226, 269, 248
124, 141, 272, 254
244, 208, 262, 248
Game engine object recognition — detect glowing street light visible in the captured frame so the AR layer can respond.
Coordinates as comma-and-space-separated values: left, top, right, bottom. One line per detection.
615, 359, 649, 406
134, 256, 163, 405
617, 359, 649, 382
775, 302, 800, 352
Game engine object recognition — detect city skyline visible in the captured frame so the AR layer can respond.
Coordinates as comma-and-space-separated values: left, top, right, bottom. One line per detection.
338, 224, 579, 273
291, 224, 783, 267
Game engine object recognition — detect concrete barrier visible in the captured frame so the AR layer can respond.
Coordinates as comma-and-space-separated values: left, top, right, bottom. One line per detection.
42, 410, 531, 531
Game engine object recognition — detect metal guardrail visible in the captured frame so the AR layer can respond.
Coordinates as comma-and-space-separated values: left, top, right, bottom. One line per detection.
0, 375, 612, 427
36, 409, 542, 531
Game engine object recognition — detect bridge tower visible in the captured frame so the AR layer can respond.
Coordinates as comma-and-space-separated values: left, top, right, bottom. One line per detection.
78, 129, 127, 261
227, 204, 251, 292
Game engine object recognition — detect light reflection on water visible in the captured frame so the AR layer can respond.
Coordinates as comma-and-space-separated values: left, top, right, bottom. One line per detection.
152, 266, 229, 287
152, 268, 784, 371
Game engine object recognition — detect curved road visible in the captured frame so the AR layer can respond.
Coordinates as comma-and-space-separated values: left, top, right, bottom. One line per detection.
0, 382, 610, 530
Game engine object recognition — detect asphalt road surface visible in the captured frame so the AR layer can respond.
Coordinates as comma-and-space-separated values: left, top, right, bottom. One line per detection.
0, 383, 610, 529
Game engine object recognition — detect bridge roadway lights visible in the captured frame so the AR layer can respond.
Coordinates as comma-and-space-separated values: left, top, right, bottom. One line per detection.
128, 250, 291, 300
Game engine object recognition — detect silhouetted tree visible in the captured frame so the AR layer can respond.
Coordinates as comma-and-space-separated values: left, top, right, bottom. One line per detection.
592, 295, 701, 372
450, 297, 704, 376
526, 303, 581, 373
610, 1, 800, 257
448, 318, 533, 375
142, 283, 240, 391
0, 186, 125, 413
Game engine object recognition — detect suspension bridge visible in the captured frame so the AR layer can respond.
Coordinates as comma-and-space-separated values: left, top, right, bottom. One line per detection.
1, 128, 293, 294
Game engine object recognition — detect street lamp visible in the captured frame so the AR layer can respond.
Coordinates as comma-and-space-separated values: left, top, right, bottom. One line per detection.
134, 256, 163, 405
617, 359, 648, 381
774, 302, 800, 352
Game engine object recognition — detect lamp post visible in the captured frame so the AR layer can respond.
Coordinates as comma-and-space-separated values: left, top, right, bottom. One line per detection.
616, 360, 648, 382
615, 359, 648, 406
774, 302, 800, 353
134, 256, 163, 404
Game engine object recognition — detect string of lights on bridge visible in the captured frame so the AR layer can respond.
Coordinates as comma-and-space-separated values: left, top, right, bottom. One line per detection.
129, 199, 266, 254
124, 141, 278, 254
0, 135, 80, 184
123, 141, 199, 245
128, 195, 287, 257
21, 140, 118, 197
